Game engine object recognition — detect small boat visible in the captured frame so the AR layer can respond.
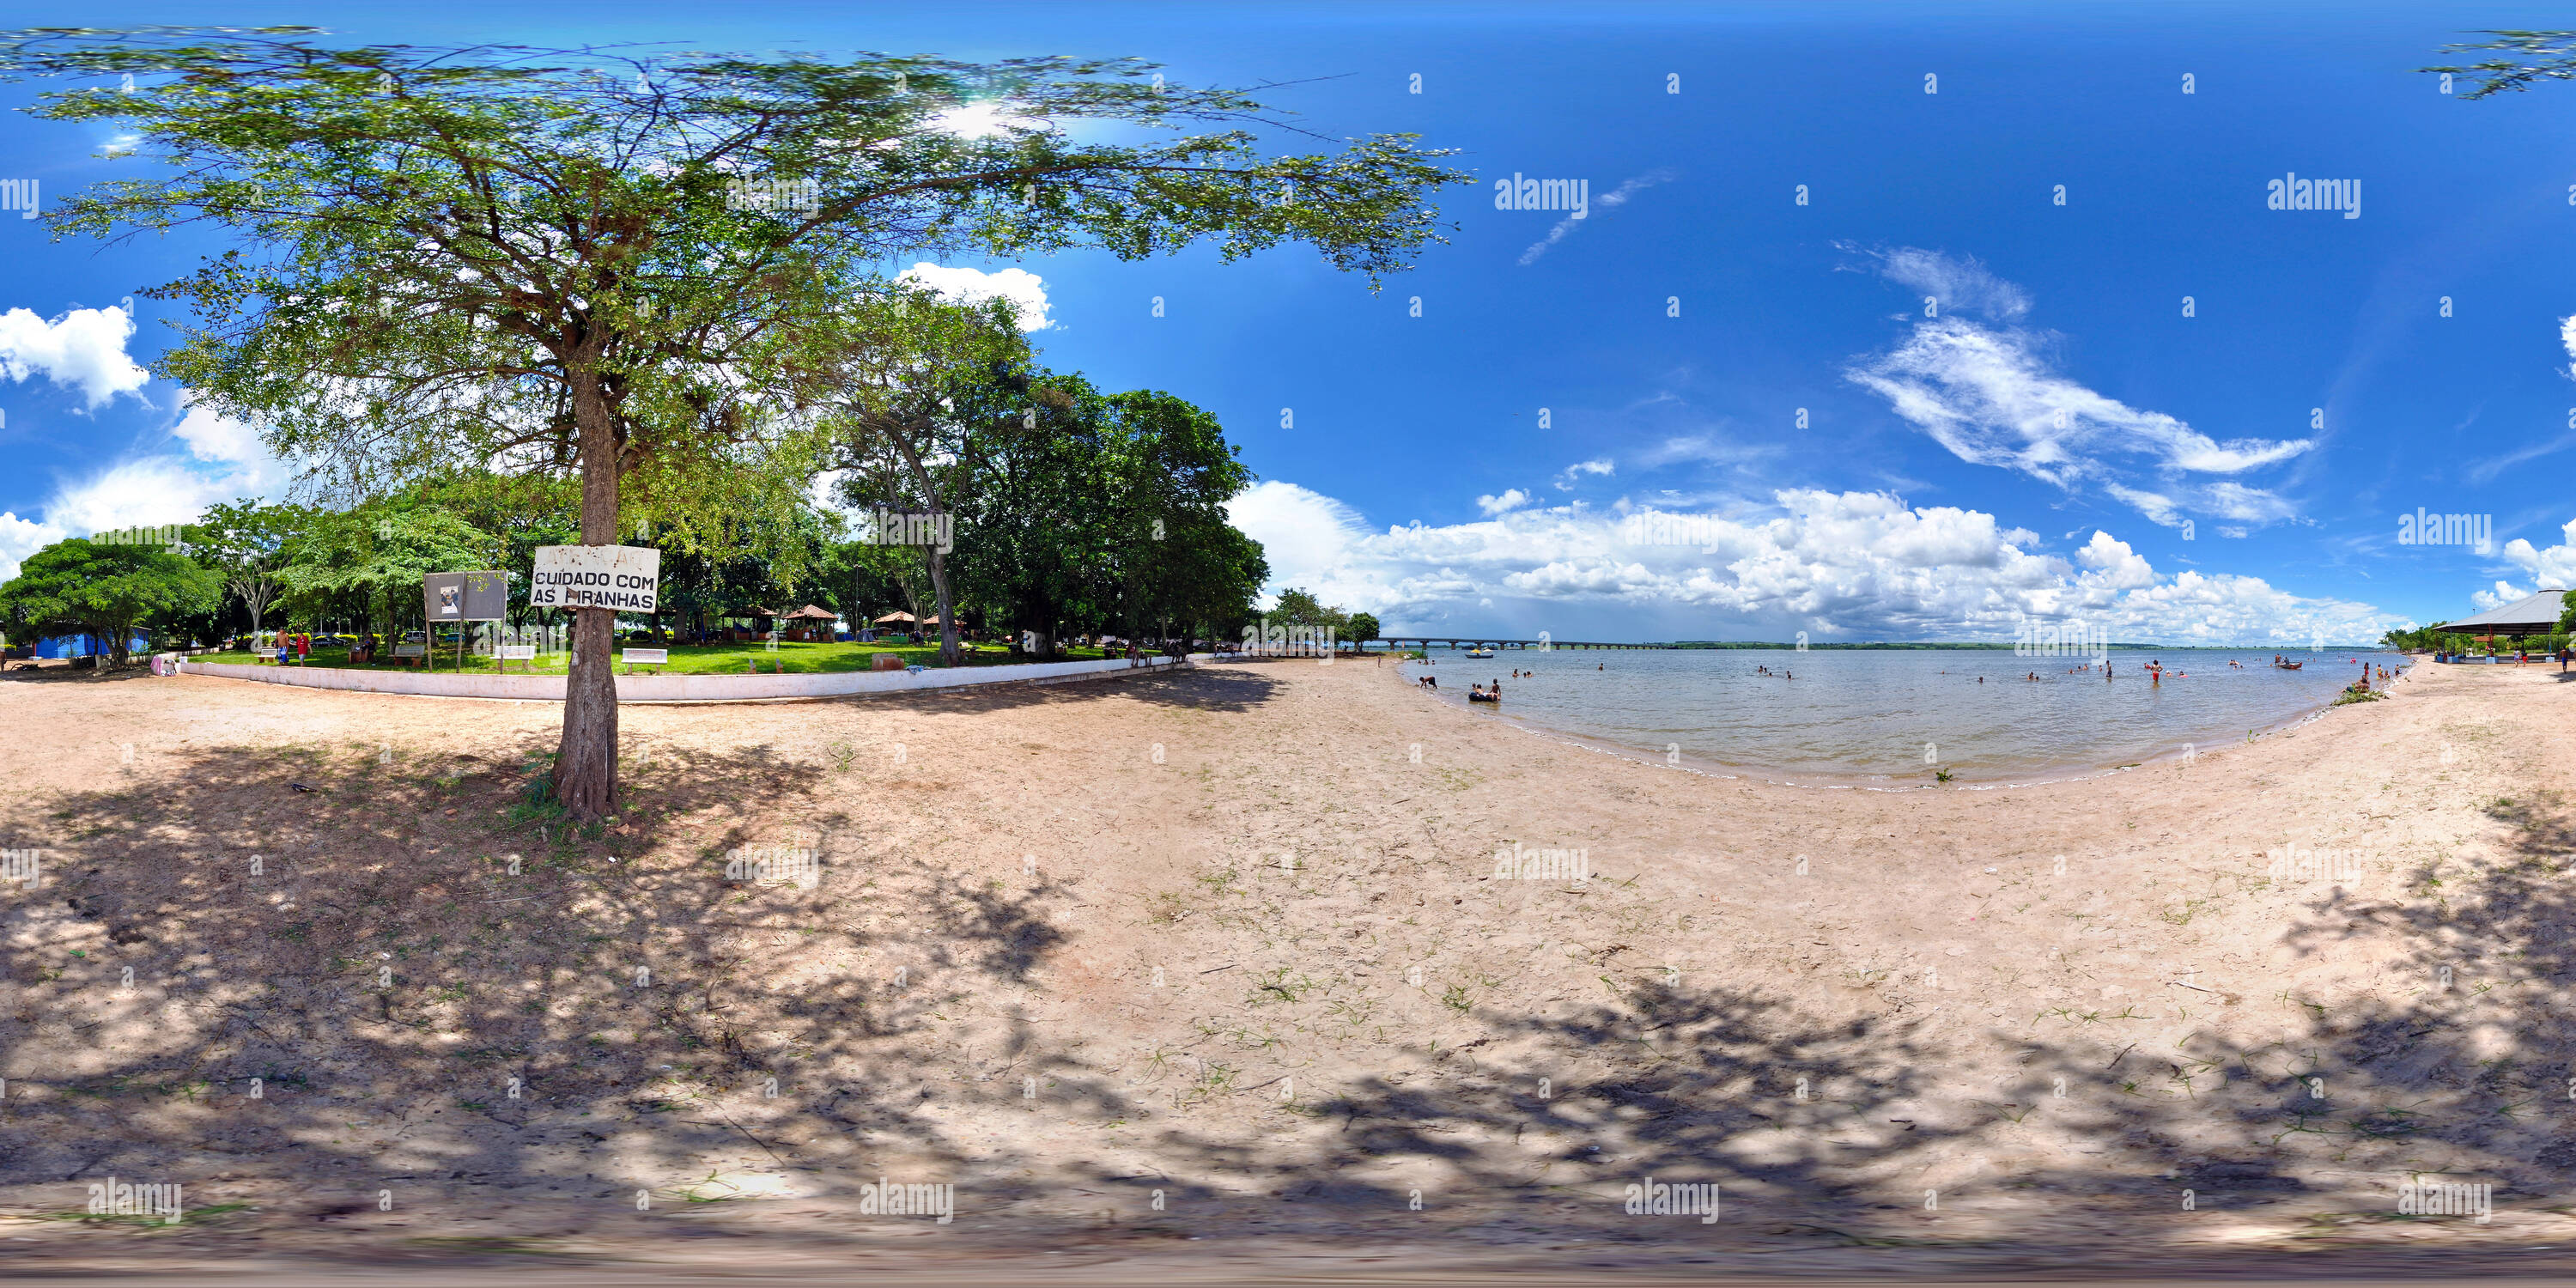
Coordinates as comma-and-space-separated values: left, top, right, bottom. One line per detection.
2275, 660, 2303, 671
1467, 690, 1500, 702
1465, 647, 1495, 658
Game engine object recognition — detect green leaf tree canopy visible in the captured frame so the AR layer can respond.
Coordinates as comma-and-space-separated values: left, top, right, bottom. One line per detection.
925, 365, 1264, 657
3, 25, 1467, 817
275, 503, 501, 646
1346, 611, 1381, 651
188, 497, 308, 637
0, 538, 219, 665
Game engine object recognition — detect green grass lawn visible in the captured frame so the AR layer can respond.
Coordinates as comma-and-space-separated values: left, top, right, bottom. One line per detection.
197, 639, 1119, 675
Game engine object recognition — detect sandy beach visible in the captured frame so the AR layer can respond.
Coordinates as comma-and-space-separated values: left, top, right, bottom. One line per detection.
1, 653, 2571, 1279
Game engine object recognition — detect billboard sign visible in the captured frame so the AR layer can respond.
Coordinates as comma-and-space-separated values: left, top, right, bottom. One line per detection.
423, 570, 510, 623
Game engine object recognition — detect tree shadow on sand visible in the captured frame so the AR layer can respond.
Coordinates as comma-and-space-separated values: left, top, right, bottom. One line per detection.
4, 734, 2570, 1271
0, 734, 1080, 1212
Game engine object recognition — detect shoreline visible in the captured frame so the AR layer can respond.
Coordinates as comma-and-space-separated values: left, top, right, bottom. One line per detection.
1396, 651, 2409, 792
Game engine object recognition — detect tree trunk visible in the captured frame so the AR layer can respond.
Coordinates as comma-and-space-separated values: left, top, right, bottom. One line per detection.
884, 430, 957, 665
553, 364, 622, 821
927, 541, 958, 666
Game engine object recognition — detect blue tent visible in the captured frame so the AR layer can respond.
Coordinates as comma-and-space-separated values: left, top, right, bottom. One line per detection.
35, 632, 151, 659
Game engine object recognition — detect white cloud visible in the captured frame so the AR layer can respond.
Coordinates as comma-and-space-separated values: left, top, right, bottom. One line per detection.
1518, 170, 1672, 266
0, 303, 149, 407
2103, 483, 2181, 528
0, 391, 287, 581
171, 395, 266, 466
1475, 488, 1532, 516
1851, 318, 2310, 489
2561, 313, 2576, 368
1857, 246, 2032, 320
2074, 530, 2157, 588
1844, 258, 2311, 532
897, 262, 1051, 331
2501, 516, 2576, 589
2470, 580, 2530, 611
0, 510, 52, 586
1553, 458, 1614, 489
1226, 479, 2399, 645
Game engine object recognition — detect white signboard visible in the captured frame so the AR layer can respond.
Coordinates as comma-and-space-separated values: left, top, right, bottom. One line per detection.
622, 648, 668, 665
531, 545, 661, 613
500, 645, 538, 661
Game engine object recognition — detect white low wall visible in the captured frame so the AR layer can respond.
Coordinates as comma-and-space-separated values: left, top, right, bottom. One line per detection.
174, 653, 1198, 703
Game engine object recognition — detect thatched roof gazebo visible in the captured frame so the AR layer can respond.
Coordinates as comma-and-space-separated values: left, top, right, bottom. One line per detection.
778, 604, 836, 641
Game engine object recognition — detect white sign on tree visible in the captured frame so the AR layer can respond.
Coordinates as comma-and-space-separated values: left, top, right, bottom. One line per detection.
531, 545, 662, 613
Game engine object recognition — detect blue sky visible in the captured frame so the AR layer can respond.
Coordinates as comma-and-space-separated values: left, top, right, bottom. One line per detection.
4, 1, 2575, 644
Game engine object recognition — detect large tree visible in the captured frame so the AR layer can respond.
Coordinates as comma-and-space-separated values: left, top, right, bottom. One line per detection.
805, 289, 1030, 665
275, 503, 501, 648
5, 26, 1467, 817
189, 497, 307, 639
933, 367, 1264, 658
0, 538, 219, 665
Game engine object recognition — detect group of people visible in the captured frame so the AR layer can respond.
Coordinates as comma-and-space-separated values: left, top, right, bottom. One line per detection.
1754, 664, 1794, 679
